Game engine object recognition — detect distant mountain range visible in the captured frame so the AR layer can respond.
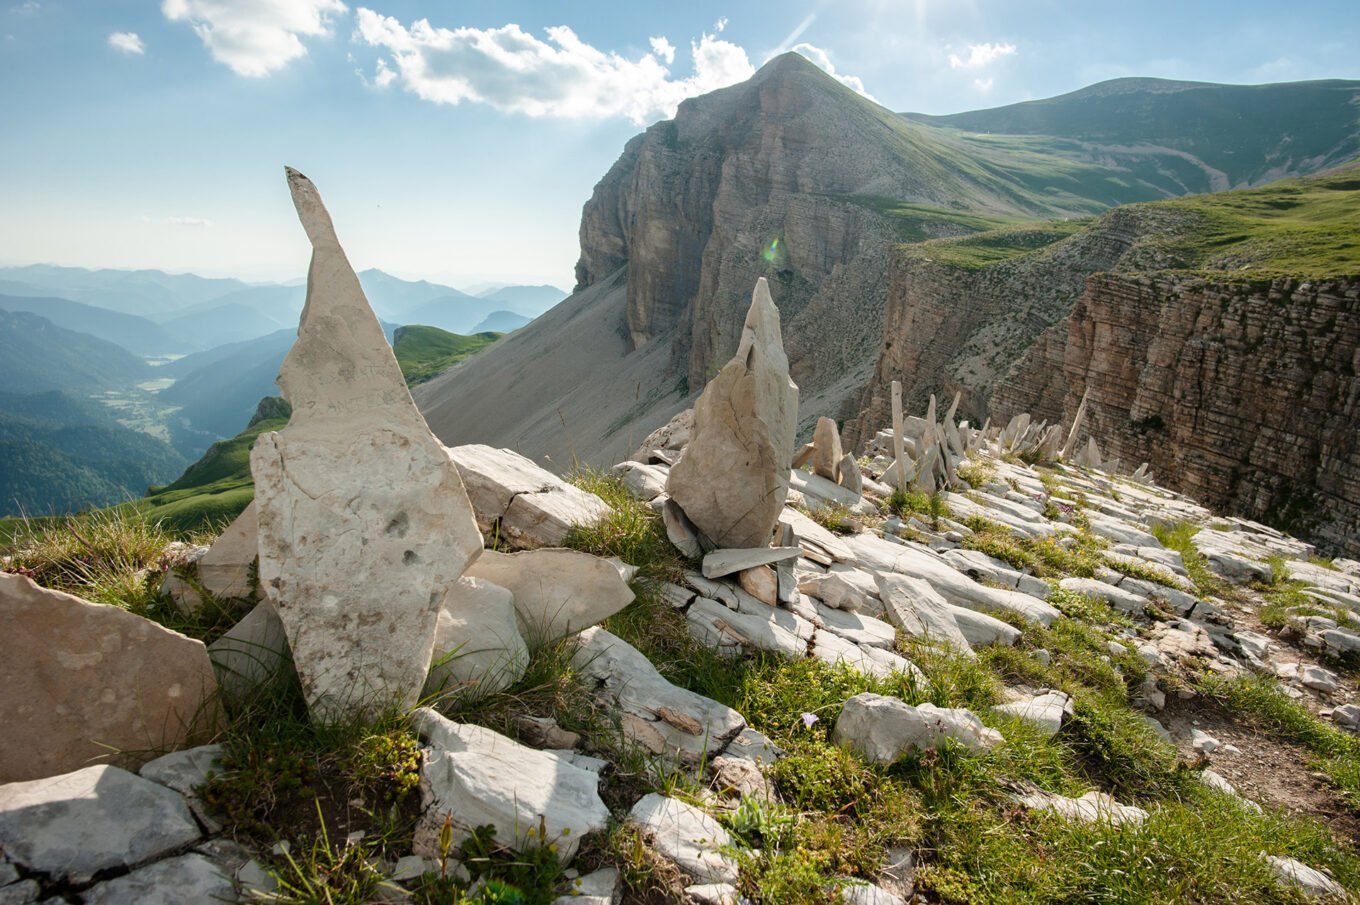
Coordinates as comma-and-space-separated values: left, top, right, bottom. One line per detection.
0, 265, 563, 353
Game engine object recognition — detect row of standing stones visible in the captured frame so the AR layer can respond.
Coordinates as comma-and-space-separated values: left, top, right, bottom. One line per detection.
2, 170, 1358, 904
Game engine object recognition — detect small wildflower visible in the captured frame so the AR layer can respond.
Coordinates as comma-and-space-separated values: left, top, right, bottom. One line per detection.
800, 712, 819, 729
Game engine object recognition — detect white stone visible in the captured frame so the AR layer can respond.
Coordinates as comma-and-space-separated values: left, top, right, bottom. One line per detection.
138, 744, 224, 797
425, 576, 529, 700
1332, 703, 1360, 730
812, 416, 844, 483
572, 628, 745, 764
0, 765, 202, 883
0, 574, 219, 782
684, 883, 738, 905
1299, 664, 1340, 693
663, 499, 705, 559
666, 279, 799, 549
630, 794, 738, 885
1191, 729, 1220, 754
832, 693, 1002, 763
811, 631, 925, 682
1058, 577, 1148, 615
876, 574, 973, 655
844, 533, 1059, 626
725, 728, 782, 765
1013, 788, 1147, 826
252, 169, 483, 722
210, 601, 293, 709
467, 549, 634, 648
83, 853, 235, 905
780, 507, 856, 563
949, 605, 1022, 647
811, 599, 897, 649
798, 568, 873, 613
610, 460, 668, 502
686, 596, 807, 658
413, 708, 608, 863
841, 881, 905, 905
993, 691, 1073, 738
1266, 855, 1348, 900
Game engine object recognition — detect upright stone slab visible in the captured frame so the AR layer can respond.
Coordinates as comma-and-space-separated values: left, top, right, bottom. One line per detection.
667, 278, 799, 549
250, 168, 483, 722
0, 574, 218, 783
812, 417, 843, 483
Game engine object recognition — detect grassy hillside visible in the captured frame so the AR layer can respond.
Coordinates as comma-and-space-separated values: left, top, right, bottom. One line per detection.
905, 78, 1360, 190
907, 165, 1360, 277
393, 325, 501, 385
0, 309, 150, 393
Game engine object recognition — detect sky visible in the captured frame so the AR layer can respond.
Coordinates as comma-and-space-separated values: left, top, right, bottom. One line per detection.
1, 1, 1357, 289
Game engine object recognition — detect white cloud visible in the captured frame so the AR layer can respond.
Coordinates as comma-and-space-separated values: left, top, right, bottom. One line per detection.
108, 31, 145, 55
790, 43, 874, 100
649, 35, 675, 65
162, 0, 348, 77
948, 42, 1016, 70
354, 10, 756, 124
713, 17, 727, 33
973, 76, 994, 92
164, 216, 213, 227
9, 0, 39, 13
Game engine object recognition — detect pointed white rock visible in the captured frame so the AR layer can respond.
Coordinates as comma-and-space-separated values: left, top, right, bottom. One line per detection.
667, 279, 799, 548
250, 168, 483, 721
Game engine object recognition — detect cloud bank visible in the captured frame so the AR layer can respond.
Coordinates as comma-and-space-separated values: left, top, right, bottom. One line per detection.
162, 0, 347, 77
353, 10, 756, 123
108, 31, 145, 55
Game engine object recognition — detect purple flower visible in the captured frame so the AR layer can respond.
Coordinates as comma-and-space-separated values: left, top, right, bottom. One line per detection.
800, 712, 819, 729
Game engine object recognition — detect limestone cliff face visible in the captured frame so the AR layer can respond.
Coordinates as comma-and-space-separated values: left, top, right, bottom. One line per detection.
841, 206, 1189, 448
992, 275, 1360, 555
575, 53, 1043, 432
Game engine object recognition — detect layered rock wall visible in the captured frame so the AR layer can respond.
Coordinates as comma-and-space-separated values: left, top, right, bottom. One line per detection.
993, 274, 1360, 555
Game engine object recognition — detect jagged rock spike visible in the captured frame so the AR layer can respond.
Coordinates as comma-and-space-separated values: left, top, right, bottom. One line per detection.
1061, 387, 1091, 460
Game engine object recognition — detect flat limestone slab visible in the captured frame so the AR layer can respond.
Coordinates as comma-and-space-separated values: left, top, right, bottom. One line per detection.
832, 694, 1002, 763
83, 853, 235, 905
413, 708, 608, 862
0, 765, 202, 883
252, 169, 484, 721
573, 628, 746, 763
701, 546, 802, 579
0, 573, 218, 782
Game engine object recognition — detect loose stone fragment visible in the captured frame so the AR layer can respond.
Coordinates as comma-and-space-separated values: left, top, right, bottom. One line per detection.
812, 416, 844, 482
424, 576, 529, 700
666, 279, 799, 548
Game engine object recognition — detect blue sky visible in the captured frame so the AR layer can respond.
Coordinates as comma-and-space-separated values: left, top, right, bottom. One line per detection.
2, 1, 1356, 288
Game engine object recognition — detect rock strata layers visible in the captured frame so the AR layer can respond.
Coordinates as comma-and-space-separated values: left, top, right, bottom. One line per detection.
250, 168, 483, 721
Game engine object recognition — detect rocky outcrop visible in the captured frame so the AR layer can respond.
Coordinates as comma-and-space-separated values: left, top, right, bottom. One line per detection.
994, 274, 1360, 555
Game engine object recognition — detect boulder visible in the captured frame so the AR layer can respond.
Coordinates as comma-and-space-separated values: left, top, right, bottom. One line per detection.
412, 708, 608, 862
424, 576, 529, 700
195, 501, 259, 602
448, 444, 613, 548
251, 168, 483, 721
666, 278, 799, 549
0, 765, 202, 883
466, 549, 634, 647
838, 454, 864, 495
208, 600, 292, 703
572, 628, 745, 764
630, 794, 738, 885
0, 574, 218, 782
832, 693, 1002, 763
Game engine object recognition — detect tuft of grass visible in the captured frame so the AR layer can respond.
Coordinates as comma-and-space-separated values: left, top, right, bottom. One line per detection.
1152, 521, 1229, 597
803, 501, 861, 535
957, 460, 996, 488
884, 487, 950, 528
565, 469, 689, 585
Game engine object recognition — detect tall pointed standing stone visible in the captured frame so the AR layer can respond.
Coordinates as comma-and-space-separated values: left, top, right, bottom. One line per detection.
251, 168, 484, 722
811, 417, 843, 483
1060, 388, 1091, 461
667, 279, 799, 549
884, 380, 912, 490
